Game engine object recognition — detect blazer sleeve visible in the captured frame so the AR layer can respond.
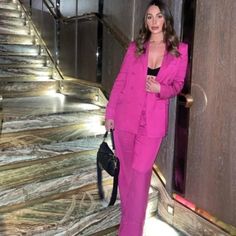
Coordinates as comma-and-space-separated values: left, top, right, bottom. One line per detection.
105, 42, 134, 119
157, 43, 188, 99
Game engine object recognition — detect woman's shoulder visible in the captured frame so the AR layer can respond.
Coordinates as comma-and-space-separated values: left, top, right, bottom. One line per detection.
178, 42, 188, 54
126, 41, 136, 52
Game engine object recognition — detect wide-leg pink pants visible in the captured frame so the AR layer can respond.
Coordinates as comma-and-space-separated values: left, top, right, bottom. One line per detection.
114, 114, 162, 236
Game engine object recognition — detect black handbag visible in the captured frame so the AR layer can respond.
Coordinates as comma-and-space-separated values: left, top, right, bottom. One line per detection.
97, 129, 120, 206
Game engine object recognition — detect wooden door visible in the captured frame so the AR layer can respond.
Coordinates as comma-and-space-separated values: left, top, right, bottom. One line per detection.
183, 0, 236, 227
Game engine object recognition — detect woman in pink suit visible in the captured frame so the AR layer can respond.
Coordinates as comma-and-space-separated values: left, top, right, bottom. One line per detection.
105, 0, 188, 235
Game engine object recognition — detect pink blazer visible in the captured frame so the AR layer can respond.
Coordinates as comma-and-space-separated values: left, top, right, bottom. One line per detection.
105, 41, 188, 137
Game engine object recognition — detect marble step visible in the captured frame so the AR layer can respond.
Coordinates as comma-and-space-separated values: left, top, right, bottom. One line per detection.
0, 135, 104, 167
0, 161, 158, 236
0, 66, 52, 77
0, 33, 35, 45
0, 23, 30, 35
2, 110, 104, 134
62, 190, 158, 236
0, 118, 104, 150
0, 149, 112, 211
0, 188, 158, 235
0, 43, 42, 56
0, 2, 19, 10
0, 55, 47, 67
2, 95, 103, 122
0, 94, 104, 144
0, 79, 58, 98
0, 183, 119, 235
0, 16, 26, 26
0, 8, 22, 18
0, 0, 15, 3
0, 74, 53, 81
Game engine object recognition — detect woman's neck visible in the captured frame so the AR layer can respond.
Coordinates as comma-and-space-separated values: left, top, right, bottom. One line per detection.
149, 34, 164, 44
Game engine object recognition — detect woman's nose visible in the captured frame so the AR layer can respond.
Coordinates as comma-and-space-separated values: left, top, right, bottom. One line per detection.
153, 18, 157, 24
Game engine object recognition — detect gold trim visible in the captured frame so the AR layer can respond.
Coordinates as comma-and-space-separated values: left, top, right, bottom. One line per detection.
152, 164, 166, 185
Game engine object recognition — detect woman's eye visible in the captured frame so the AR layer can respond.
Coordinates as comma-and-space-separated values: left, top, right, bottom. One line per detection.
158, 14, 163, 18
147, 16, 152, 20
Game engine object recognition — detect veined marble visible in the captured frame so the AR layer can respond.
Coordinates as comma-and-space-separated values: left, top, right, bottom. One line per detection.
0, 186, 159, 236
0, 150, 112, 211
0, 34, 34, 44
0, 1, 161, 235
0, 44, 41, 56
0, 8, 22, 18
0, 80, 58, 98
0, 136, 103, 167
2, 95, 102, 121
0, 67, 52, 77
0, 24, 30, 35
0, 17, 26, 26
0, 2, 18, 10
0, 55, 46, 66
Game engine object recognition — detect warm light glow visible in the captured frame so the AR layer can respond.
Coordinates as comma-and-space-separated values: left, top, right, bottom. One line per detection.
144, 217, 181, 236
76, 103, 100, 111
95, 95, 99, 101
173, 194, 196, 211
45, 89, 58, 96
85, 115, 104, 134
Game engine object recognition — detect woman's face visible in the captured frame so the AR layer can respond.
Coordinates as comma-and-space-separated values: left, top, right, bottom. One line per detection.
146, 5, 165, 35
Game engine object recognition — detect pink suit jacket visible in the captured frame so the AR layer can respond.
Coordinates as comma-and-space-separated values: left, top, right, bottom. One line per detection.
105, 41, 188, 137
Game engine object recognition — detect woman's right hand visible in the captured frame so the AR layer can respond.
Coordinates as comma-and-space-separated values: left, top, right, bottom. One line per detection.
105, 119, 115, 131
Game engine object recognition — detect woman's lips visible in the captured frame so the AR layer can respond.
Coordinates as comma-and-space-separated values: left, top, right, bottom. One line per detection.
151, 26, 159, 30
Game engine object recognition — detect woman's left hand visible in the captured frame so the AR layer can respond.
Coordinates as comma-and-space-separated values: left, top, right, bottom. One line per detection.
146, 76, 160, 93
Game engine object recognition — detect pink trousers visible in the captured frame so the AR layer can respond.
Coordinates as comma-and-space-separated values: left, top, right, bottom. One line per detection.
114, 115, 162, 236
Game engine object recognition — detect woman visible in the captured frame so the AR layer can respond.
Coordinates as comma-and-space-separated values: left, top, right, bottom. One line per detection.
105, 0, 188, 235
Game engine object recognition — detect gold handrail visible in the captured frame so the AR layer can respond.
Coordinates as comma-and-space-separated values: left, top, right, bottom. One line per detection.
41, 0, 129, 49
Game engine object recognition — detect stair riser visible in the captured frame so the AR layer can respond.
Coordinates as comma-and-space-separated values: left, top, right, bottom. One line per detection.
0, 150, 103, 210
0, 25, 30, 35
0, 0, 16, 3
0, 187, 114, 235
0, 34, 34, 45
0, 122, 104, 151
0, 56, 46, 66
0, 19, 26, 26
0, 9, 22, 18
0, 81, 58, 98
2, 110, 103, 132
0, 44, 41, 55
0, 3, 19, 10
0, 68, 52, 77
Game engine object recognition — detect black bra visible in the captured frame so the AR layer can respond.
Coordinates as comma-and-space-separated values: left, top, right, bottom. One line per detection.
147, 67, 160, 76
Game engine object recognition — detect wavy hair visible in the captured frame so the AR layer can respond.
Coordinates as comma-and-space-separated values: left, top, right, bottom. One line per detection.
135, 0, 180, 57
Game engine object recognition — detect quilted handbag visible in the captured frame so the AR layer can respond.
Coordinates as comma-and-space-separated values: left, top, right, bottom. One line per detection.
97, 129, 120, 206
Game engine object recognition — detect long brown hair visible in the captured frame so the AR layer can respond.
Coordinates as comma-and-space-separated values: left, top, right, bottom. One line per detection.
135, 0, 180, 57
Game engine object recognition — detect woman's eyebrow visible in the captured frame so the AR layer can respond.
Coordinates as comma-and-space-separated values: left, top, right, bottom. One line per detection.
147, 12, 162, 16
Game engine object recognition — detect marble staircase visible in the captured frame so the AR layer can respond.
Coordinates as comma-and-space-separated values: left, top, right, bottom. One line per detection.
0, 0, 159, 235
0, 0, 55, 98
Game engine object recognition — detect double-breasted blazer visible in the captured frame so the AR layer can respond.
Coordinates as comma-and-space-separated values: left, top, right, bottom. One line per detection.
105, 41, 188, 137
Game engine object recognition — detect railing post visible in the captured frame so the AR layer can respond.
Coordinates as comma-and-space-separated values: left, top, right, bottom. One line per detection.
29, 0, 32, 15
54, 0, 61, 66
0, 95, 3, 135
96, 0, 104, 83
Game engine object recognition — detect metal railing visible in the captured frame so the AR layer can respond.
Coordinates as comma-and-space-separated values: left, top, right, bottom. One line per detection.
20, 0, 129, 85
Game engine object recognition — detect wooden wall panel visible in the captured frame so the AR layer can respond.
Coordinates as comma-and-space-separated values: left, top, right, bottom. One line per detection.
185, 0, 236, 226
155, 0, 184, 193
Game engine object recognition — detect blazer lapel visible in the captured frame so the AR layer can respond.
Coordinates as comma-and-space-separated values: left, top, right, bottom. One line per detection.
139, 42, 174, 82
